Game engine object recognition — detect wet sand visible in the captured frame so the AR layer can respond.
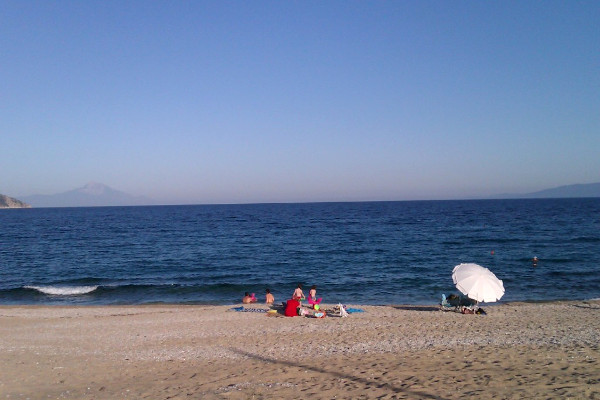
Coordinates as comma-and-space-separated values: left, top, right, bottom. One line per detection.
1, 301, 599, 399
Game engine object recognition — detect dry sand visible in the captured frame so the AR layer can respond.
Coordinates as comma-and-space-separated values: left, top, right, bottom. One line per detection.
1, 301, 599, 399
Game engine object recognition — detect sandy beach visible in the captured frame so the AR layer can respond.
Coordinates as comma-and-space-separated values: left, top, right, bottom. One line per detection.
1, 301, 599, 399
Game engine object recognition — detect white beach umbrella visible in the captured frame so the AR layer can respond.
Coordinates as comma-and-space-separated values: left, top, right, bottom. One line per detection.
452, 263, 505, 303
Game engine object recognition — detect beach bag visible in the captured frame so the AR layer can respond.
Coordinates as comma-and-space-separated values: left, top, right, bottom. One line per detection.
285, 299, 300, 317
339, 303, 349, 318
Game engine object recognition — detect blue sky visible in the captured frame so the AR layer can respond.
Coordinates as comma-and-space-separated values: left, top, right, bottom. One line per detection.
1, 1, 598, 204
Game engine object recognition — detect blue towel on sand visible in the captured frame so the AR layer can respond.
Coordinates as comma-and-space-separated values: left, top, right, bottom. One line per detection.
229, 306, 268, 313
346, 308, 364, 313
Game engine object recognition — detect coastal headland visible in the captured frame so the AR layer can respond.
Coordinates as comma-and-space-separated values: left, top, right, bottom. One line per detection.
1, 301, 598, 399
0, 194, 30, 209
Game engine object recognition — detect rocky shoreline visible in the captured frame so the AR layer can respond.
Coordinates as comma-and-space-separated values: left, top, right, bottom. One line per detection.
0, 194, 31, 208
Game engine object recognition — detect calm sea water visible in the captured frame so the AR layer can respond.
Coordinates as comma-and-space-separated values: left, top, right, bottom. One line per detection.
1, 199, 598, 306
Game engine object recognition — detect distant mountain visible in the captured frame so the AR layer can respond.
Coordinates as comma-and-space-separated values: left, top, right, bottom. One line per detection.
22, 182, 153, 208
496, 182, 600, 199
0, 194, 31, 209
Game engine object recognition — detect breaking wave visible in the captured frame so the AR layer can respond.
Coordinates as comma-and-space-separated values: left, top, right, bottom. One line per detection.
24, 285, 99, 296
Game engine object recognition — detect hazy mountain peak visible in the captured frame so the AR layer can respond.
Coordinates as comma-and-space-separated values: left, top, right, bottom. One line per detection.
22, 183, 153, 208
495, 182, 600, 199
80, 182, 109, 195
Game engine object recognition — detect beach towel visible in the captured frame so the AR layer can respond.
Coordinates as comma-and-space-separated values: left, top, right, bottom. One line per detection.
346, 308, 364, 313
229, 306, 268, 313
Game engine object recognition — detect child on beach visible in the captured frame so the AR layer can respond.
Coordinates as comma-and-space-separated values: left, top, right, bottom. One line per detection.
309, 285, 317, 302
265, 288, 274, 304
292, 284, 305, 301
308, 285, 322, 308
242, 292, 256, 304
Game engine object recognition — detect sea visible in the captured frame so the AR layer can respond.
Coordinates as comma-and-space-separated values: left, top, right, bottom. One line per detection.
1, 198, 598, 306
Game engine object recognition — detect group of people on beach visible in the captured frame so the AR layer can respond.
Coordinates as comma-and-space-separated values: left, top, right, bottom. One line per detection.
285, 284, 325, 317
240, 285, 349, 318
292, 284, 321, 305
242, 284, 321, 310
242, 289, 275, 304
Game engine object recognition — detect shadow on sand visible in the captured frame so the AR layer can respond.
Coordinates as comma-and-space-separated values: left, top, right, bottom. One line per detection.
392, 305, 441, 312
228, 347, 448, 400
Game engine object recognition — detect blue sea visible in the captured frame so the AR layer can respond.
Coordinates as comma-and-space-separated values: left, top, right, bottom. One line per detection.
1, 198, 598, 306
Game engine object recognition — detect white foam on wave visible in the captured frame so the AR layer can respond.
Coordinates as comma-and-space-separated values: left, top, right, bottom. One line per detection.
24, 285, 99, 296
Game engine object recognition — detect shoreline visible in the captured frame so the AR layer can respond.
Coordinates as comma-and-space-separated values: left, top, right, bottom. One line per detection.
1, 301, 599, 399
2, 296, 596, 307
1, 296, 599, 308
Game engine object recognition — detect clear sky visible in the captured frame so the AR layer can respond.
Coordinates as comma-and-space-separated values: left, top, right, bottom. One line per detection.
1, 1, 598, 204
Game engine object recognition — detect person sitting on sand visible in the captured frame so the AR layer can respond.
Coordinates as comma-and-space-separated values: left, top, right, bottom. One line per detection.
447, 294, 460, 307
292, 284, 305, 301
242, 292, 256, 304
265, 288, 274, 304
